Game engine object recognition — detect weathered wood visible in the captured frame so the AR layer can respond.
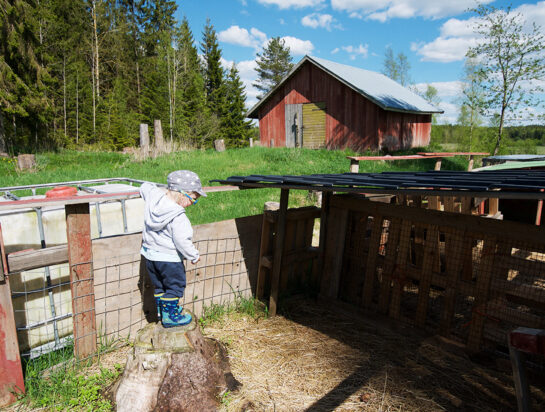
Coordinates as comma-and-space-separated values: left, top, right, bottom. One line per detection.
269, 189, 289, 316
378, 218, 402, 314
214, 139, 226, 152
439, 230, 465, 337
415, 225, 439, 327
349, 158, 359, 173
330, 195, 545, 246
389, 220, 412, 320
17, 154, 36, 170
257, 210, 274, 300
320, 206, 348, 299
139, 124, 149, 149
7, 245, 68, 273
443, 196, 455, 212
66, 203, 97, 358
467, 236, 497, 351
0, 276, 25, 407
508, 338, 532, 412
489, 198, 499, 215
0, 223, 6, 281
428, 196, 440, 210
280, 219, 296, 291
362, 214, 383, 308
153, 119, 163, 150
317, 191, 331, 288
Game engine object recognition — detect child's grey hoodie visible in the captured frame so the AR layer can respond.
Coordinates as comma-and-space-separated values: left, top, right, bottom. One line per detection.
140, 182, 199, 263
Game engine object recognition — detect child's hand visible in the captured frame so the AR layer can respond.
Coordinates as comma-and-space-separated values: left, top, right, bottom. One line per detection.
192, 257, 201, 264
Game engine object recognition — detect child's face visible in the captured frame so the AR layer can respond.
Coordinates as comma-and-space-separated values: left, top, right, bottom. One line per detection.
179, 191, 200, 208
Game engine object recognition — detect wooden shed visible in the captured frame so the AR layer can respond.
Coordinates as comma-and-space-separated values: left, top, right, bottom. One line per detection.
247, 56, 443, 152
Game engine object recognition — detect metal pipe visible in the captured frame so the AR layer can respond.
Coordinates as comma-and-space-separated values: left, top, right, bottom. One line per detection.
34, 207, 61, 346
96, 202, 103, 237
16, 313, 73, 331
121, 199, 128, 233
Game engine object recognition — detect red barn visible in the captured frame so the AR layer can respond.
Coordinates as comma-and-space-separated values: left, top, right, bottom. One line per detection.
247, 55, 443, 152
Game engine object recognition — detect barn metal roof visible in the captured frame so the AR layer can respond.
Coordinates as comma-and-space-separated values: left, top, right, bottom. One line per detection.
211, 170, 545, 199
246, 55, 443, 118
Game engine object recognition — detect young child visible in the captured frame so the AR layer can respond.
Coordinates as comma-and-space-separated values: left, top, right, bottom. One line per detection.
139, 170, 206, 328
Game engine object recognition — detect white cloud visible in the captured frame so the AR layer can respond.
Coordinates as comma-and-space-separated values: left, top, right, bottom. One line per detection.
341, 44, 369, 59
413, 2, 545, 63
331, 0, 494, 21
413, 81, 464, 98
221, 58, 261, 109
331, 47, 340, 54
218, 25, 267, 50
281, 36, 314, 55
411, 37, 478, 63
436, 101, 459, 124
257, 0, 325, 9
301, 13, 341, 30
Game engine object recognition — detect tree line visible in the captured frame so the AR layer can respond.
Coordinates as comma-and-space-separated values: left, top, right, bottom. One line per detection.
0, 0, 253, 153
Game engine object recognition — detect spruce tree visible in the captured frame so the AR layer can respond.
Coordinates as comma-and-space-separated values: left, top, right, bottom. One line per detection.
253, 37, 293, 98
201, 18, 226, 119
224, 63, 251, 147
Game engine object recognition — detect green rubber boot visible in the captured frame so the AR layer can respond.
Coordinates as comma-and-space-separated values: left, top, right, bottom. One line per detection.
160, 297, 192, 328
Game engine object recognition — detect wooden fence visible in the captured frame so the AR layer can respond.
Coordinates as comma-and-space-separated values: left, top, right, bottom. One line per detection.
319, 195, 545, 351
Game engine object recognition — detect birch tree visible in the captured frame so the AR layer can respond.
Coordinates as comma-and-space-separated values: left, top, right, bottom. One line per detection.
467, 4, 545, 155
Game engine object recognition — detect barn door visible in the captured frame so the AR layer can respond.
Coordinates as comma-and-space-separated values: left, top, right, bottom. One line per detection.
302, 102, 326, 149
285, 104, 302, 148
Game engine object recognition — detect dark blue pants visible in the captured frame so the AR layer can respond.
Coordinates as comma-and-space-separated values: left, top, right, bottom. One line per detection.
144, 257, 187, 299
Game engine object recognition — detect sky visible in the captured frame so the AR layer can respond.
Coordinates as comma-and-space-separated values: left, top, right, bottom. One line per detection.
176, 0, 545, 124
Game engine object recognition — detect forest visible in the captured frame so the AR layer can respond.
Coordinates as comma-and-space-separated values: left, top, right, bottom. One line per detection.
0, 0, 253, 154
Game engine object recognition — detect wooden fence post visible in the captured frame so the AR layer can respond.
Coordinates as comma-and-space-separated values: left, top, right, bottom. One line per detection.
0, 278, 25, 407
66, 203, 97, 358
154, 119, 164, 151
269, 189, 289, 316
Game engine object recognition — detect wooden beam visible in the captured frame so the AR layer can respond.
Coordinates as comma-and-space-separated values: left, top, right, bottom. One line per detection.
66, 203, 97, 358
269, 189, 289, 316
362, 214, 383, 308
330, 195, 545, 246
0, 276, 24, 407
349, 158, 359, 173
379, 218, 402, 314
415, 225, 439, 327
320, 206, 348, 299
7, 245, 68, 273
256, 212, 274, 300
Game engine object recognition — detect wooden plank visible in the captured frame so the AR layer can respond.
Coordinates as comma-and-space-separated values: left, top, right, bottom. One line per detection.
443, 196, 455, 212
269, 189, 289, 316
362, 214, 383, 307
7, 245, 68, 273
329, 196, 545, 247
378, 218, 402, 314
461, 197, 472, 214
66, 203, 97, 358
489, 198, 499, 215
439, 229, 465, 337
0, 276, 25, 407
316, 191, 331, 290
0, 224, 7, 281
428, 196, 440, 211
389, 220, 412, 320
280, 219, 296, 292
256, 215, 273, 299
434, 158, 442, 171
467, 236, 497, 351
415, 225, 439, 327
320, 207, 349, 299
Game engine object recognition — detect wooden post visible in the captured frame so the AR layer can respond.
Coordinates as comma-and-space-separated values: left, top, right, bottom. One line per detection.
214, 139, 226, 152
256, 203, 279, 300
320, 206, 348, 299
0, 277, 25, 407
249, 138, 253, 148
269, 189, 289, 316
66, 203, 97, 358
361, 214, 383, 308
349, 158, 359, 173
434, 158, 442, 171
535, 189, 544, 226
139, 124, 149, 149
468, 155, 475, 171
316, 191, 331, 293
154, 119, 164, 151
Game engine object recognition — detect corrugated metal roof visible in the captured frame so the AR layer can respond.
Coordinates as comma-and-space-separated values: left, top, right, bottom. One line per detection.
211, 170, 545, 199
247, 55, 443, 118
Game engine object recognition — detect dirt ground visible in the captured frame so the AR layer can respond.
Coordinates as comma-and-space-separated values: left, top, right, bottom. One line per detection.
204, 297, 545, 412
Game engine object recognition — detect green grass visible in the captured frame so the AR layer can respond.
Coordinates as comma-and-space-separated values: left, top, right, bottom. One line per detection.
199, 293, 268, 328
0, 147, 469, 225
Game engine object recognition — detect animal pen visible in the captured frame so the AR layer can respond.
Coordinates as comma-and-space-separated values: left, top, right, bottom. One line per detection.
1, 171, 545, 407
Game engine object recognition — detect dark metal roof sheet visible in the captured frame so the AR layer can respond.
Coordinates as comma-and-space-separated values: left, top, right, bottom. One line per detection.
211, 170, 545, 199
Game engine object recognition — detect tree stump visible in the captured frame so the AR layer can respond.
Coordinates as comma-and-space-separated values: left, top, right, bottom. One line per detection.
214, 139, 226, 152
113, 313, 239, 412
17, 154, 36, 170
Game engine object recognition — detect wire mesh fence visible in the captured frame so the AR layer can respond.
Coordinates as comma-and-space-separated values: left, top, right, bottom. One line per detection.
330, 195, 545, 352
10, 233, 255, 367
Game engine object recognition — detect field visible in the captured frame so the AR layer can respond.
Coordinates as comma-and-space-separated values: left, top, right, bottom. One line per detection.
0, 147, 469, 224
